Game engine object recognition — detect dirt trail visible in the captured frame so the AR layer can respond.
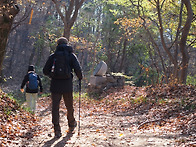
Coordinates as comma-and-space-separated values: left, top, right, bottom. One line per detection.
20, 96, 181, 147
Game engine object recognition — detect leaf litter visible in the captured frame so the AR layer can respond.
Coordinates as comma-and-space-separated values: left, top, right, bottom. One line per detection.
0, 84, 195, 146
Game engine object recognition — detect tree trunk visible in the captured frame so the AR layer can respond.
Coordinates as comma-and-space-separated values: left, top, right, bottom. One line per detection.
119, 38, 127, 72
173, 2, 183, 80
0, 0, 19, 76
156, 0, 179, 83
179, 0, 193, 84
52, 0, 85, 40
106, 38, 112, 72
63, 27, 71, 40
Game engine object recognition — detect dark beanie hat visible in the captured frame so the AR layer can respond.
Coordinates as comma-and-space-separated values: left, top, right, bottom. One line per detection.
28, 65, 35, 72
57, 37, 68, 45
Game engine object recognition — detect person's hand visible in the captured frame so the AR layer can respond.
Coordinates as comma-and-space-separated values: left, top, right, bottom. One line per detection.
20, 89, 24, 93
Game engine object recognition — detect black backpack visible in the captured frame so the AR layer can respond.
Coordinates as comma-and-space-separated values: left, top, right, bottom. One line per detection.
50, 50, 71, 79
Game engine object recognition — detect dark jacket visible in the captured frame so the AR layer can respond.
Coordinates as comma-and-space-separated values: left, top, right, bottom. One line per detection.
43, 44, 83, 93
21, 72, 43, 93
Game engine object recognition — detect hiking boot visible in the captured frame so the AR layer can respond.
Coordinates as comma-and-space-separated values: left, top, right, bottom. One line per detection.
54, 124, 61, 138
55, 131, 62, 138
68, 121, 77, 133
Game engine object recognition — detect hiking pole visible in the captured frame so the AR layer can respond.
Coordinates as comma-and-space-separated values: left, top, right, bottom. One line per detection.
78, 79, 81, 136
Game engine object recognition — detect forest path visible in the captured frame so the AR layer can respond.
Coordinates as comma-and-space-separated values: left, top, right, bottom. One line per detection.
23, 96, 179, 147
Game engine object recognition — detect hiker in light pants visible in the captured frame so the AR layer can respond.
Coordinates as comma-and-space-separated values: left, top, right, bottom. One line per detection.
21, 65, 43, 113
25, 93, 38, 112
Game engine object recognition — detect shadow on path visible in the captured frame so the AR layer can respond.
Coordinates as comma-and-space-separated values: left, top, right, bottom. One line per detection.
54, 133, 73, 147
41, 137, 59, 147
38, 101, 52, 117
42, 133, 74, 147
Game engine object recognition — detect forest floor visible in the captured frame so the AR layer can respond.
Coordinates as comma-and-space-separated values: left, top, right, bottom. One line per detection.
0, 84, 195, 147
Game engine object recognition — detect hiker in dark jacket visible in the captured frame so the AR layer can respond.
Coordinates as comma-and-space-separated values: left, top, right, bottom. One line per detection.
21, 65, 43, 113
43, 37, 83, 138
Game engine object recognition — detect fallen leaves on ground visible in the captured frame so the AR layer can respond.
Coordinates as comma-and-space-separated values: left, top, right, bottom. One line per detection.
0, 90, 42, 146
0, 84, 195, 146
78, 84, 196, 146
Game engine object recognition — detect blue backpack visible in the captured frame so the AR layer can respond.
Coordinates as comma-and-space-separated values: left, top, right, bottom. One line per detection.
28, 73, 38, 90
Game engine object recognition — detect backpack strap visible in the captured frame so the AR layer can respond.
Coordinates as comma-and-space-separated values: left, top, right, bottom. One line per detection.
64, 50, 71, 65
63, 50, 71, 74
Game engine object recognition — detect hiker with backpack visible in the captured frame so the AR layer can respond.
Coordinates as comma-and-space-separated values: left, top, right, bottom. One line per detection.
43, 37, 83, 138
20, 65, 43, 114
